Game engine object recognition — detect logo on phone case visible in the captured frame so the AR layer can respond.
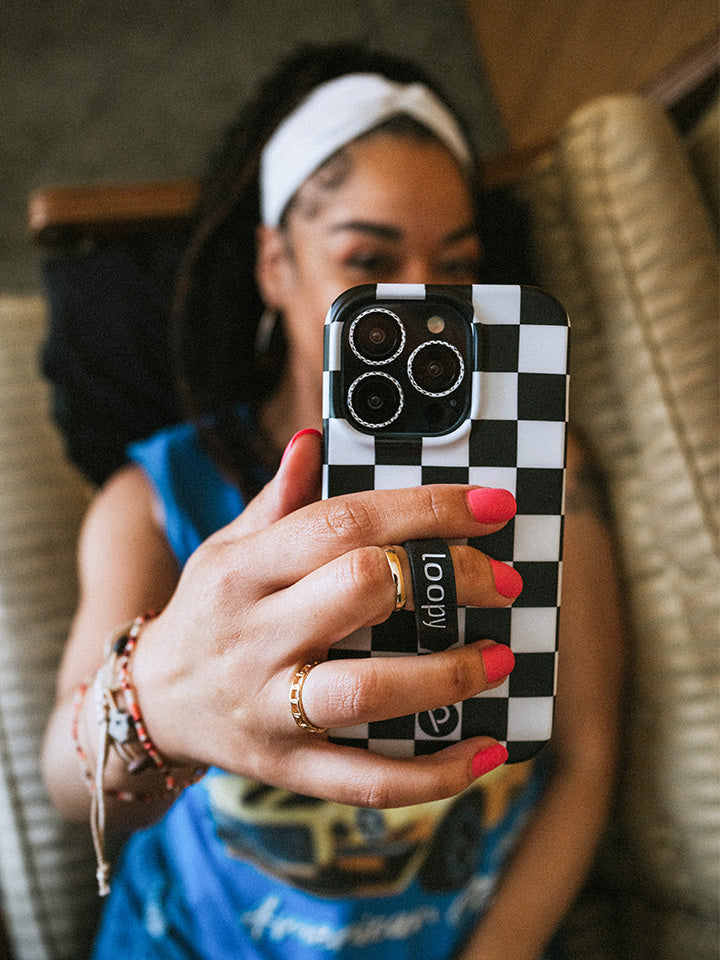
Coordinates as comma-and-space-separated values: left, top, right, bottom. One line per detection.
407, 545, 459, 653
419, 706, 460, 739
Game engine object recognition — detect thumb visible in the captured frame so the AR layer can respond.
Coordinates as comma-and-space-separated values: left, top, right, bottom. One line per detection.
233, 428, 323, 535
273, 428, 323, 520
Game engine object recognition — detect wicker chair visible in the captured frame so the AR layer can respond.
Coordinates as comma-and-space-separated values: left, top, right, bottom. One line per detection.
1, 45, 717, 959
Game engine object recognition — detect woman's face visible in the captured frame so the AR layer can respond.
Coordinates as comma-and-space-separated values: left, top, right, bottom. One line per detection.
257, 133, 482, 387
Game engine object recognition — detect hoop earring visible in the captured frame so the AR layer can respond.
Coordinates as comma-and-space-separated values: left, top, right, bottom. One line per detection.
255, 308, 278, 358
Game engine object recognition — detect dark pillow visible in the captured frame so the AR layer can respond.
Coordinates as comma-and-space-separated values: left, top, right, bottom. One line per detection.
41, 239, 184, 485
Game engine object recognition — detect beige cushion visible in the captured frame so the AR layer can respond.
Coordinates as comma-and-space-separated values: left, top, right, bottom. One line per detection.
517, 94, 720, 958
0, 295, 98, 959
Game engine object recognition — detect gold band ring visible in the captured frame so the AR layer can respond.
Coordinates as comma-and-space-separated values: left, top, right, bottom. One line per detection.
290, 661, 327, 734
384, 546, 407, 612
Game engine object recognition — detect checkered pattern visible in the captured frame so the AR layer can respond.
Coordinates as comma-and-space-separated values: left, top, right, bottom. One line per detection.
322, 284, 569, 763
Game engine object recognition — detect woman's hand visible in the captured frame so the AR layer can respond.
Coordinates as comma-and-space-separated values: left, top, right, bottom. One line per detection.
132, 429, 520, 808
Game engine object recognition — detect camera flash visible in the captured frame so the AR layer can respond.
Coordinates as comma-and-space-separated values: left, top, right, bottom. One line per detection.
427, 315, 445, 334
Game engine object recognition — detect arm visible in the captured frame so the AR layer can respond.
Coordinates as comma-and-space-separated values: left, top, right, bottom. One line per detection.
42, 464, 183, 827
459, 433, 625, 960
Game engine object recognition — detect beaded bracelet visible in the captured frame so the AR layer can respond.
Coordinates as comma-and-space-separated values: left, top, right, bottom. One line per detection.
115, 614, 206, 793
107, 614, 207, 791
115, 614, 176, 788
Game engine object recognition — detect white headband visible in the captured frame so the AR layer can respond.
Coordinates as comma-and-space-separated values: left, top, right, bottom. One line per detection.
260, 72, 473, 227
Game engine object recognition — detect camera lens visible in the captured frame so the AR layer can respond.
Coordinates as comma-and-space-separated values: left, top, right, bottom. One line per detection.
408, 341, 464, 397
347, 372, 403, 428
349, 308, 405, 363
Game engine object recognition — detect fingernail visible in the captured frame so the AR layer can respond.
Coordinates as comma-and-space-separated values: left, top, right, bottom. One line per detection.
481, 643, 515, 683
472, 743, 509, 779
489, 558, 523, 599
280, 428, 322, 466
467, 487, 517, 524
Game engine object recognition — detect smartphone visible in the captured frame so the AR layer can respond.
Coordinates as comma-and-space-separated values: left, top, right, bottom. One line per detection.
322, 283, 569, 763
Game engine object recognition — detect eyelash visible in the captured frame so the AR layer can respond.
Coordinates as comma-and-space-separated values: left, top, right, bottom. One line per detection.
346, 253, 396, 276
344, 254, 482, 281
441, 258, 483, 279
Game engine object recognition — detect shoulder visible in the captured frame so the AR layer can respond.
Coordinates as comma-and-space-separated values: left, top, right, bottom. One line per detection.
83, 463, 160, 537
78, 464, 177, 590
127, 419, 234, 506
128, 421, 250, 567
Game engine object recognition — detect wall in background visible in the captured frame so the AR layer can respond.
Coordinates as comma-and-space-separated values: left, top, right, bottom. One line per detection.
1, 0, 500, 292
465, 0, 718, 148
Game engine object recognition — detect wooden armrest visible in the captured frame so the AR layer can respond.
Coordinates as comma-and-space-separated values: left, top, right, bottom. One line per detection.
27, 151, 551, 250
641, 27, 719, 132
480, 141, 553, 190
27, 179, 200, 246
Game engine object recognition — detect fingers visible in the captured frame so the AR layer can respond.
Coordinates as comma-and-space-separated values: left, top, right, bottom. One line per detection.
291, 640, 515, 732
402, 543, 523, 607
262, 543, 521, 653
243, 483, 517, 594
265, 736, 507, 809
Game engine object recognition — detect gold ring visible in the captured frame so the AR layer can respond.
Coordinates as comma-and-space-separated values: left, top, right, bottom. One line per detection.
384, 546, 406, 611
290, 662, 327, 734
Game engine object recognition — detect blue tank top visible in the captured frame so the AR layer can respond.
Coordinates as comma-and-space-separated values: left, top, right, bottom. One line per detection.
92, 420, 546, 960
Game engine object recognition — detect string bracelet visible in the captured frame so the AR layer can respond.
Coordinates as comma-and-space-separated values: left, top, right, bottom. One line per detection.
71, 677, 159, 805
72, 615, 207, 895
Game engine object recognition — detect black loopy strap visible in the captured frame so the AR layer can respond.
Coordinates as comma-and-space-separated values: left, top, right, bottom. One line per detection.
402, 540, 458, 653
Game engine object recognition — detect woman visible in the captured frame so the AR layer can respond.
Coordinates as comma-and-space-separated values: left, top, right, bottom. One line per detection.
42, 44, 624, 959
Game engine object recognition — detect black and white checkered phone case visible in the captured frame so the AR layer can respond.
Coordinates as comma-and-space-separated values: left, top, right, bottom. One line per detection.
322, 284, 569, 763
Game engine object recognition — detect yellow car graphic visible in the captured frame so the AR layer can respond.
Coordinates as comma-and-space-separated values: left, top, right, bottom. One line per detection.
206, 761, 532, 897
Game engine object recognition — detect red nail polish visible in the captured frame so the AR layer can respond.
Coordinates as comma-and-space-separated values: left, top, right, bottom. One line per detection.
467, 487, 517, 524
489, 558, 523, 599
280, 428, 322, 466
481, 643, 515, 683
471, 743, 509, 779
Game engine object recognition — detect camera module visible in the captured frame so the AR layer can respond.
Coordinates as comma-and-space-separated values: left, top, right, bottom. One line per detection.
347, 372, 404, 429
407, 341, 464, 397
349, 308, 405, 364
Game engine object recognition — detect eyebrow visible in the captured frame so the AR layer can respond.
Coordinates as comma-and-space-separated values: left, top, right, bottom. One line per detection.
330, 220, 401, 242
330, 220, 479, 246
